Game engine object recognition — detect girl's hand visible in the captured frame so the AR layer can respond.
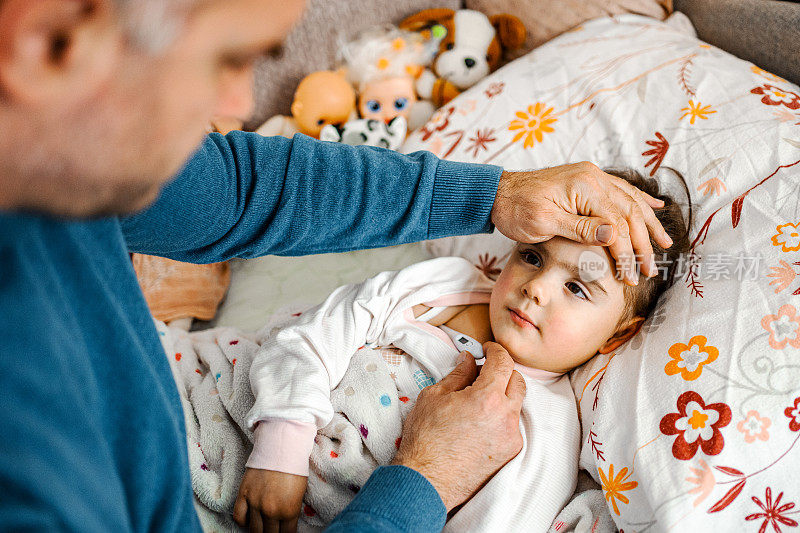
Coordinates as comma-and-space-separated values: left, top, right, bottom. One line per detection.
233, 468, 307, 533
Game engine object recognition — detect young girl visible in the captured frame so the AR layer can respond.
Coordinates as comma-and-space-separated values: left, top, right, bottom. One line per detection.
235, 169, 691, 531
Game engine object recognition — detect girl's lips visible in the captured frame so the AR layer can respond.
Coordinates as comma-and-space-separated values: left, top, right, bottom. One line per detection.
509, 308, 537, 330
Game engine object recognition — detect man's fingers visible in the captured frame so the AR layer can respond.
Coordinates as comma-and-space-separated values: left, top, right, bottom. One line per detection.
280, 517, 299, 533
609, 173, 665, 208
505, 370, 526, 409
233, 496, 248, 526
475, 342, 515, 391
265, 517, 280, 533
249, 510, 263, 533
605, 186, 654, 279
556, 212, 615, 248
574, 185, 630, 247
436, 351, 478, 394
610, 176, 673, 249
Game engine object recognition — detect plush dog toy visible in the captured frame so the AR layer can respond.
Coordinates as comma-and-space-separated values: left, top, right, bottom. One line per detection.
319, 116, 407, 151
399, 8, 526, 107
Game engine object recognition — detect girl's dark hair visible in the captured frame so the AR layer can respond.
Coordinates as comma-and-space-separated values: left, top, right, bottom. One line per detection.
604, 167, 693, 327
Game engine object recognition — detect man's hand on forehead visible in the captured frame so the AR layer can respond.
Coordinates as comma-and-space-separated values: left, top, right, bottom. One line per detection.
491, 162, 673, 286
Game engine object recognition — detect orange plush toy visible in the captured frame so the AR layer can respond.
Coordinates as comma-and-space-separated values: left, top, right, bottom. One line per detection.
400, 8, 526, 107
132, 255, 231, 328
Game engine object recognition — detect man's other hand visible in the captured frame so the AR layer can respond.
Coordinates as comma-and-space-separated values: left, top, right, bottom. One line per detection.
391, 343, 526, 511
491, 162, 674, 285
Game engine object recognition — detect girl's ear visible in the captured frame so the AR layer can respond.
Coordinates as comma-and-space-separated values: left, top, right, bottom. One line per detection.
598, 316, 645, 354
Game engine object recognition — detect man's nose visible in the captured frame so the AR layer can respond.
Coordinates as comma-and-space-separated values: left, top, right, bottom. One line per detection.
464, 57, 476, 69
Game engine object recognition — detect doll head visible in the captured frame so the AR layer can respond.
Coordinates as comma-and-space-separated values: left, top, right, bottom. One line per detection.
290, 71, 356, 137
339, 27, 436, 123
358, 76, 416, 123
489, 168, 692, 373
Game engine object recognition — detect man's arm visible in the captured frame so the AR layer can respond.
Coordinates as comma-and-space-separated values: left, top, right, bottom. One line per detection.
120, 132, 501, 262
325, 466, 446, 533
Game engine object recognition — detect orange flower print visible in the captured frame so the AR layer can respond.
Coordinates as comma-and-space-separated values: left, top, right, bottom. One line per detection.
761, 305, 800, 349
508, 103, 557, 148
660, 391, 732, 460
680, 100, 717, 124
664, 335, 719, 381
697, 177, 727, 197
737, 410, 771, 443
598, 464, 638, 516
751, 84, 800, 109
767, 260, 798, 293
686, 458, 716, 507
771, 222, 800, 252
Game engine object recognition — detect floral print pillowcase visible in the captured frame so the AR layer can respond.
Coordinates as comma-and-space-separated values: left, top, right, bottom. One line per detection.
404, 13, 800, 531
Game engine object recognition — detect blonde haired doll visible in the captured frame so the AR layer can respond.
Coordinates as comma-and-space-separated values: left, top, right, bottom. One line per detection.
339, 26, 441, 129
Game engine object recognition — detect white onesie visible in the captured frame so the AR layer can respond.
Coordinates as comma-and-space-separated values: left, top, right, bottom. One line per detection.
245, 257, 580, 531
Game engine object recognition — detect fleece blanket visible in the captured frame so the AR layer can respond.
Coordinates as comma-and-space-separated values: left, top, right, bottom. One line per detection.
154, 319, 612, 532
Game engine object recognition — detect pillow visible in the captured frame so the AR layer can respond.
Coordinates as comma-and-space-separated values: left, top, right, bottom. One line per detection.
466, 0, 672, 59
403, 13, 800, 530
211, 243, 429, 332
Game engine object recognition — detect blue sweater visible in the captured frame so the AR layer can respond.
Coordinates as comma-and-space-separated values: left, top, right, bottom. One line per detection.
0, 132, 500, 531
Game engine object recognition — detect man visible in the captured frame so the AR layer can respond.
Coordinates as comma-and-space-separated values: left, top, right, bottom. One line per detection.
0, 0, 671, 531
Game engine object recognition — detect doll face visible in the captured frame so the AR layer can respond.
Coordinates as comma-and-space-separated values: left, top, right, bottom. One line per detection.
358, 77, 416, 123
292, 71, 356, 137
294, 98, 353, 137
489, 238, 635, 373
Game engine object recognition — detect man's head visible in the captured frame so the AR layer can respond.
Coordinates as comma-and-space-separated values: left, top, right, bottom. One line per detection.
0, 0, 305, 217
489, 168, 691, 373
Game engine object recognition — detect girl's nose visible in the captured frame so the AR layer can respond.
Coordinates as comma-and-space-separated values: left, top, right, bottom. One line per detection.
521, 277, 549, 306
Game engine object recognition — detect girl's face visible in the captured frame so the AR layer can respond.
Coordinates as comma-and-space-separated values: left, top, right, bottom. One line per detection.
489, 238, 635, 373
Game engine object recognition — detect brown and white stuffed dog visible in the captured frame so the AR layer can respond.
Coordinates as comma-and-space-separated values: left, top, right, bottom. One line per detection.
400, 8, 526, 107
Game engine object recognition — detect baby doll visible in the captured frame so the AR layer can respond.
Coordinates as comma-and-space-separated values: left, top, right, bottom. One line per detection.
256, 70, 356, 139
339, 27, 440, 131
236, 169, 691, 531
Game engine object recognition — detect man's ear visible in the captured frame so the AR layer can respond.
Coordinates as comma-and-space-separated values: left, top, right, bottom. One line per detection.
0, 0, 119, 106
598, 316, 645, 354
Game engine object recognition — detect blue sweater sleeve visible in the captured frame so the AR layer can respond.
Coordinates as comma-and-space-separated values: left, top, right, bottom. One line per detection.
121, 132, 502, 261
326, 466, 446, 533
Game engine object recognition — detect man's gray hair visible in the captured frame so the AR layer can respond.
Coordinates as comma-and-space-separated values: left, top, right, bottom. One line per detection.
113, 0, 197, 52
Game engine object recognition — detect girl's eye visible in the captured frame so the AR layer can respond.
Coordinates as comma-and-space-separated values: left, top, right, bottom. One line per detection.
520, 250, 541, 267
367, 100, 381, 112
566, 282, 588, 300
394, 97, 408, 110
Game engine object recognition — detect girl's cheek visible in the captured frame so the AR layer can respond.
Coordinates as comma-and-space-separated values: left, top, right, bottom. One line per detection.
546, 311, 570, 341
